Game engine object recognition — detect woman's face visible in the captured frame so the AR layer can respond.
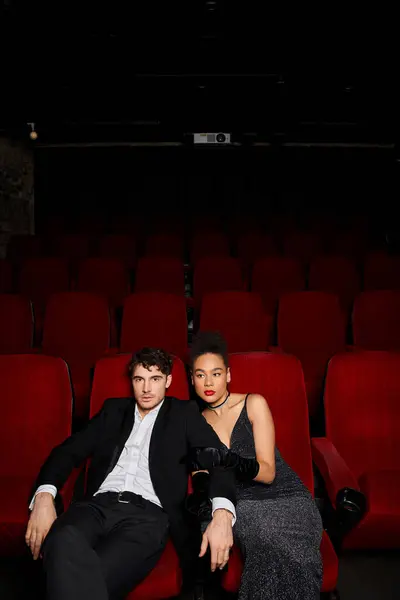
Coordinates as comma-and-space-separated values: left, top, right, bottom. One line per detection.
192, 352, 231, 405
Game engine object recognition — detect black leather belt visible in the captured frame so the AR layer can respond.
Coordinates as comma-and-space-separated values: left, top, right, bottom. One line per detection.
106, 491, 145, 506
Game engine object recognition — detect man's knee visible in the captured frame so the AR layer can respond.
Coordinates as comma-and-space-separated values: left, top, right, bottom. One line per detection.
43, 524, 86, 563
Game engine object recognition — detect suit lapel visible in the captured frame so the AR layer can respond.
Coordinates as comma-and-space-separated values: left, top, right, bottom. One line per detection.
149, 397, 171, 474
105, 399, 136, 477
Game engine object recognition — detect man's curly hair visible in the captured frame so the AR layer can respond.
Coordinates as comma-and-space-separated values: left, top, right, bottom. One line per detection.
127, 347, 173, 378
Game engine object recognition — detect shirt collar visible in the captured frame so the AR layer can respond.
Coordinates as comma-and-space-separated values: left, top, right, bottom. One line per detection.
135, 398, 165, 421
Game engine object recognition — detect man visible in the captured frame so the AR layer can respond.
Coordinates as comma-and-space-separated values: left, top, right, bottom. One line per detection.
26, 347, 236, 600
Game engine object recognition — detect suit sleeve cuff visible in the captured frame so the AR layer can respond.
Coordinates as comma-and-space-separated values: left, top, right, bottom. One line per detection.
29, 485, 57, 510
211, 497, 236, 526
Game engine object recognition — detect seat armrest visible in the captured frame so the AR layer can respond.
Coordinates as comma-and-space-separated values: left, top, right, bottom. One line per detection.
312, 438, 366, 550
311, 437, 360, 508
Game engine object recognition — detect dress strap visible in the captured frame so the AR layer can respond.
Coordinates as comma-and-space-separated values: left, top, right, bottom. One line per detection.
244, 393, 251, 405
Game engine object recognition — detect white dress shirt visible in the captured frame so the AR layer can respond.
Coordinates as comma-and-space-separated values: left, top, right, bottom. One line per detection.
31, 400, 236, 522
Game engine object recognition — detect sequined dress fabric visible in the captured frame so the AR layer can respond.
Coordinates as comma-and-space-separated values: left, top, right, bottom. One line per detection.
229, 397, 323, 599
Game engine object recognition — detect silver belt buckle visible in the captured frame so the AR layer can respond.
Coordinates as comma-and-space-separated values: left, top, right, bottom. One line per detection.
117, 491, 130, 504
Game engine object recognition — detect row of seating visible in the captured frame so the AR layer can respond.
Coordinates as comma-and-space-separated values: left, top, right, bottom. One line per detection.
1, 289, 399, 418
1, 252, 399, 311
2, 350, 399, 598
6, 229, 388, 266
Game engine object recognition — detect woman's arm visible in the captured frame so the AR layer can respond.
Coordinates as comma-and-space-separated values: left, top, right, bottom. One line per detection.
246, 394, 276, 484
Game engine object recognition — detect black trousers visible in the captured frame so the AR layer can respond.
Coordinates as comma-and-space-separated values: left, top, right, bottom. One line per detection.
42, 492, 169, 600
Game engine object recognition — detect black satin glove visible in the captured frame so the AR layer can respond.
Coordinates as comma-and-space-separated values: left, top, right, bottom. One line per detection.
188, 447, 260, 482
185, 471, 212, 531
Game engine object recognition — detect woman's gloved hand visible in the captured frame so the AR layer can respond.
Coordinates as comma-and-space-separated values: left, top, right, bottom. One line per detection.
188, 447, 260, 482
185, 471, 212, 531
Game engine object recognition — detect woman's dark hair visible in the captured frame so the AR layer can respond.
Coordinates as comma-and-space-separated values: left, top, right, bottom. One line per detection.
128, 347, 173, 378
190, 331, 229, 367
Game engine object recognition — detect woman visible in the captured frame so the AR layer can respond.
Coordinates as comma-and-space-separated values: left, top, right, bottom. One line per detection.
189, 331, 323, 600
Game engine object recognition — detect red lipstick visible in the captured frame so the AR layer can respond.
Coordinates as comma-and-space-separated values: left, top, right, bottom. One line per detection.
204, 391, 215, 396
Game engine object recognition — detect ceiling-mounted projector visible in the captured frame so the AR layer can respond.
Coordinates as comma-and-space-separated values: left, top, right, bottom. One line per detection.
193, 133, 231, 144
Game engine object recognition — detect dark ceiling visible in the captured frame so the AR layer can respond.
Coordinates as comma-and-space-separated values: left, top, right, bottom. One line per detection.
0, 1, 397, 146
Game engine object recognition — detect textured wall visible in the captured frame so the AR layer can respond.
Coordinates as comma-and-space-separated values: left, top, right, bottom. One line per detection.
0, 137, 34, 258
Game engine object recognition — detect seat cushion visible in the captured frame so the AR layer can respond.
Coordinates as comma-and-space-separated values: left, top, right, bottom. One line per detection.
0, 478, 33, 556
127, 539, 181, 599
344, 470, 400, 549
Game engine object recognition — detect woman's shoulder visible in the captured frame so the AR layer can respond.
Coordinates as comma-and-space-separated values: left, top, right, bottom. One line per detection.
245, 393, 271, 418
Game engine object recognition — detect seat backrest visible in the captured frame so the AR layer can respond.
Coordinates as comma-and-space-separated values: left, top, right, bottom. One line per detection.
236, 233, 278, 266
308, 255, 360, 311
283, 231, 322, 263
76, 258, 130, 307
18, 258, 70, 307
134, 257, 185, 295
0, 354, 72, 478
228, 352, 314, 493
145, 234, 184, 259
200, 291, 272, 352
278, 291, 346, 353
90, 354, 189, 417
0, 259, 13, 293
7, 235, 43, 263
251, 257, 305, 315
191, 232, 230, 264
121, 292, 188, 361
97, 235, 137, 268
324, 351, 400, 477
363, 253, 400, 290
0, 294, 34, 354
42, 292, 111, 360
329, 229, 368, 259
194, 257, 244, 304
53, 234, 92, 260
352, 290, 400, 350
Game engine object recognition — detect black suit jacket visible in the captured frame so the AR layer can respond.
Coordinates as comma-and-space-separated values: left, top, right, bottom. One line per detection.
33, 396, 236, 576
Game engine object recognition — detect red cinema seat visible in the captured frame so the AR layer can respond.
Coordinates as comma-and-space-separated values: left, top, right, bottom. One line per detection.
277, 292, 346, 416
134, 258, 185, 296
352, 290, 400, 351
0, 355, 76, 556
97, 235, 137, 269
120, 293, 188, 362
283, 231, 322, 264
200, 292, 272, 352
363, 253, 400, 290
89, 353, 189, 600
193, 257, 245, 308
0, 259, 13, 292
236, 233, 278, 267
0, 294, 33, 354
190, 232, 230, 264
42, 292, 112, 419
76, 258, 130, 308
53, 234, 92, 261
221, 352, 338, 595
145, 234, 184, 259
309, 255, 360, 314
251, 257, 305, 315
18, 258, 70, 340
312, 351, 400, 549
7, 235, 43, 264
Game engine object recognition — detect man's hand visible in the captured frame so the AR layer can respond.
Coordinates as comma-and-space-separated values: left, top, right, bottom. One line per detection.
199, 508, 233, 572
25, 492, 57, 560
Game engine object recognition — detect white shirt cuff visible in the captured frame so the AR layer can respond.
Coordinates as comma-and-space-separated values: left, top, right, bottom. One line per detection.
29, 485, 57, 510
211, 497, 236, 526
